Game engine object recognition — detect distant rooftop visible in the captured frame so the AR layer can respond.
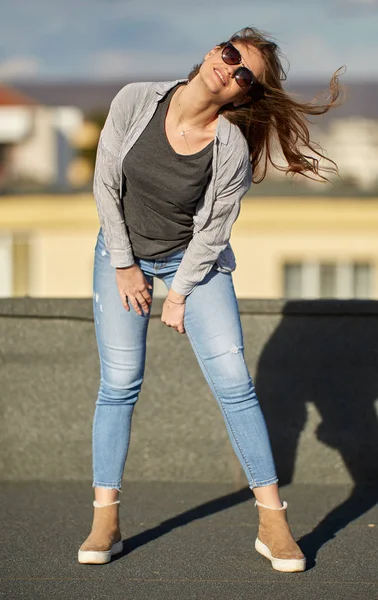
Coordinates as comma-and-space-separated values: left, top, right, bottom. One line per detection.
0, 83, 37, 107
9, 79, 378, 124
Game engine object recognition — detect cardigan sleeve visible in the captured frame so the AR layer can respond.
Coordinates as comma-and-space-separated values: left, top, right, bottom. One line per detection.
93, 84, 138, 268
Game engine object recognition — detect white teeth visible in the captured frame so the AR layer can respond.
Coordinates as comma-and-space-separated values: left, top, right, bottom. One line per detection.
214, 68, 226, 85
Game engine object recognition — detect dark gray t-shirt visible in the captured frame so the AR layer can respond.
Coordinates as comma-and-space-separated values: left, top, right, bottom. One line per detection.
122, 84, 213, 259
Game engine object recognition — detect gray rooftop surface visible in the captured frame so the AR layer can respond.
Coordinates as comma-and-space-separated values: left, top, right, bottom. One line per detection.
1, 482, 377, 600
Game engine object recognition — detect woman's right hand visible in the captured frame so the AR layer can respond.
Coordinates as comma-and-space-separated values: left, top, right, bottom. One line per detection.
116, 264, 153, 315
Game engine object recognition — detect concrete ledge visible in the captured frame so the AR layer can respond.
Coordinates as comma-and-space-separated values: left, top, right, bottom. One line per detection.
1, 298, 378, 485
1, 297, 378, 317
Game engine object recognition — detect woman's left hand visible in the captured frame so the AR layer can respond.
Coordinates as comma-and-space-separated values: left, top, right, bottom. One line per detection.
161, 294, 186, 334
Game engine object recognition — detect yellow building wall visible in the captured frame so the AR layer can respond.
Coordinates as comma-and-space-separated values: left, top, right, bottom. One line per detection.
232, 198, 378, 298
232, 231, 378, 298
27, 231, 96, 297
0, 195, 98, 297
1, 194, 378, 298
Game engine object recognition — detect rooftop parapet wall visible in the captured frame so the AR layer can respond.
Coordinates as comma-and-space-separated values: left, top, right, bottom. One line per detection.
1, 298, 377, 485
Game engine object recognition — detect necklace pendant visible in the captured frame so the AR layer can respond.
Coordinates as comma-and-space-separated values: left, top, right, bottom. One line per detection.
180, 131, 185, 136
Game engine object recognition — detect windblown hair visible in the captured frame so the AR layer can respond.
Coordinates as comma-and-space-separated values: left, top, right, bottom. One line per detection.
188, 27, 345, 183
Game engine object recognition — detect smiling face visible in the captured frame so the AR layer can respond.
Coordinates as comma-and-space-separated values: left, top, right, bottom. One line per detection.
199, 41, 265, 107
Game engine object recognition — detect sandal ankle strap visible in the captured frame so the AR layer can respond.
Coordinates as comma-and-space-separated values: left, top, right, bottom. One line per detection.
254, 500, 288, 510
93, 500, 120, 508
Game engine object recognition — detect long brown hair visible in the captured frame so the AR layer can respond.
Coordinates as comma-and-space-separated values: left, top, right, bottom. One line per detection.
188, 27, 345, 183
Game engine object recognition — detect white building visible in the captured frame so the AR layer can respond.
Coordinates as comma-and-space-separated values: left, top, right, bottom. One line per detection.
0, 83, 83, 191
318, 118, 378, 190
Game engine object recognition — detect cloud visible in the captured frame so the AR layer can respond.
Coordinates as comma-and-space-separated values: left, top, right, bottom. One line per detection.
0, 0, 377, 81
328, 0, 378, 16
287, 34, 378, 80
344, 0, 378, 5
0, 57, 42, 80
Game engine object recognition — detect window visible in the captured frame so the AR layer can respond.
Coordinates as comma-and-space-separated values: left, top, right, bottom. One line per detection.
283, 264, 302, 298
0, 233, 12, 297
0, 231, 30, 297
353, 263, 370, 298
12, 232, 30, 297
283, 261, 372, 299
320, 264, 337, 298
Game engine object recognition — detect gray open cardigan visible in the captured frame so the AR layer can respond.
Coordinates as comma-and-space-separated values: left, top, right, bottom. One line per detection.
93, 79, 252, 296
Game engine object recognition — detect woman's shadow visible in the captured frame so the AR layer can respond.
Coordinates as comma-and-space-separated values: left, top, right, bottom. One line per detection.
254, 299, 378, 568
115, 299, 378, 566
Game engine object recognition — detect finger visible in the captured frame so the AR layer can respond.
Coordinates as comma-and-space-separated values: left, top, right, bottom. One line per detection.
136, 293, 150, 314
141, 291, 152, 305
143, 276, 153, 290
120, 291, 130, 311
130, 297, 143, 316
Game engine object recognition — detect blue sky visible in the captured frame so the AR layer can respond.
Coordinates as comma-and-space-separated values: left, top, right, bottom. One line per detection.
0, 0, 377, 82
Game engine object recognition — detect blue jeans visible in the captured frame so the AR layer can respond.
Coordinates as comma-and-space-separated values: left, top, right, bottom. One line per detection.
92, 227, 278, 490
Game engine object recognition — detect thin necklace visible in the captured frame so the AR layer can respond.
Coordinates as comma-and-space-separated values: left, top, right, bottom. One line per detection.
175, 87, 216, 137
179, 125, 202, 136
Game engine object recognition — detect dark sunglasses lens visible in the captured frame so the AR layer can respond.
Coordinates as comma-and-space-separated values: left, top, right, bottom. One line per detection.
235, 67, 254, 88
222, 44, 241, 65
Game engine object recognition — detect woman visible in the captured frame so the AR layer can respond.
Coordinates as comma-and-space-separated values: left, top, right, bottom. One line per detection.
78, 27, 342, 571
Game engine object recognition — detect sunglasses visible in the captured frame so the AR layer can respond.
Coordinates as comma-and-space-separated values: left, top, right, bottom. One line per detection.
221, 42, 265, 100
